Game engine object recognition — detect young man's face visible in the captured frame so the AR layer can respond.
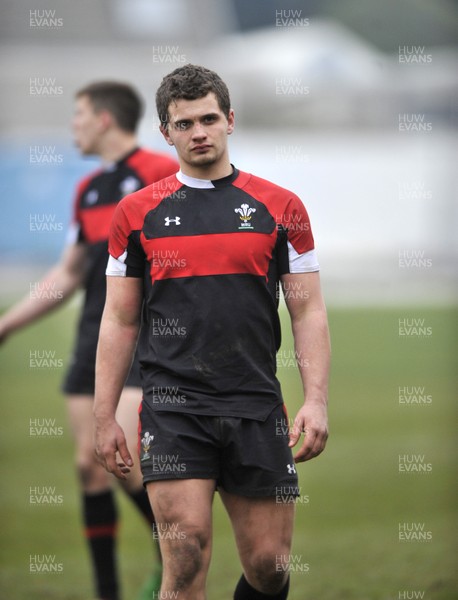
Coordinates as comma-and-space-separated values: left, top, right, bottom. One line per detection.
161, 92, 234, 175
72, 95, 107, 155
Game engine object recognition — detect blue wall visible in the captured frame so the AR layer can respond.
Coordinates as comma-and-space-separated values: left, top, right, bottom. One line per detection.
0, 139, 98, 262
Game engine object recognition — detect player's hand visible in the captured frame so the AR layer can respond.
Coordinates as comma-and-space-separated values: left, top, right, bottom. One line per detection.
94, 418, 133, 479
288, 401, 328, 463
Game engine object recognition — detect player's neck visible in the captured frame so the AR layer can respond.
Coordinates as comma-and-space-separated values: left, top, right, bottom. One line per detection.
180, 159, 233, 182
98, 133, 138, 163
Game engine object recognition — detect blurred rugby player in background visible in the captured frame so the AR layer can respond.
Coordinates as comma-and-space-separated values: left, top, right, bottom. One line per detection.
0, 81, 178, 600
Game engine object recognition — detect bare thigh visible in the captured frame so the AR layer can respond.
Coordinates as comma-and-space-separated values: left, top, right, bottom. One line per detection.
220, 489, 295, 592
67, 388, 143, 492
66, 394, 112, 492
146, 479, 215, 599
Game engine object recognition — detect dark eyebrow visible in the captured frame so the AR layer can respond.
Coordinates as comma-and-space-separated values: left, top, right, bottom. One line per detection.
174, 113, 219, 124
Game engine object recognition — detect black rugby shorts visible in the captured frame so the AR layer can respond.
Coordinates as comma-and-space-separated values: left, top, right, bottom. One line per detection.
62, 343, 142, 395
138, 402, 300, 497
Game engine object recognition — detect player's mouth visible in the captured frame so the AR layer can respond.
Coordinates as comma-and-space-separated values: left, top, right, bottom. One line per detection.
191, 144, 212, 153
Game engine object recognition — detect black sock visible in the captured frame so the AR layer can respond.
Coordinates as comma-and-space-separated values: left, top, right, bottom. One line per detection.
234, 574, 290, 599
126, 487, 155, 526
83, 490, 119, 600
126, 488, 161, 564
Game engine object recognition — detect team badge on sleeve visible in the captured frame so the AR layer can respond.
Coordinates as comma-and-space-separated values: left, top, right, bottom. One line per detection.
120, 176, 140, 195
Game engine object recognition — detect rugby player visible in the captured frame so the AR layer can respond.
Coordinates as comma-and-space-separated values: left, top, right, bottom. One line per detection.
94, 65, 330, 599
0, 81, 178, 600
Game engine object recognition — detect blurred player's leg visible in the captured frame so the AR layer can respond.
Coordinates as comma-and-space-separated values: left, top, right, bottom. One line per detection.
220, 491, 294, 599
67, 395, 119, 600
115, 387, 162, 598
146, 479, 215, 599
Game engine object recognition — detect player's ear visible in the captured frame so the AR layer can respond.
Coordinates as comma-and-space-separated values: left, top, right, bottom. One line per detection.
227, 109, 235, 135
98, 110, 114, 131
160, 123, 174, 146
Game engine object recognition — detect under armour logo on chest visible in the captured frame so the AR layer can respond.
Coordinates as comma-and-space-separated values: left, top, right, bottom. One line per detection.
164, 216, 181, 226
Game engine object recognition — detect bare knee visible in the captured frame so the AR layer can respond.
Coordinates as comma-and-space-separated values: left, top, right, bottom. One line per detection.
147, 480, 215, 592
245, 547, 290, 593
168, 537, 203, 589
160, 527, 210, 590
75, 449, 109, 490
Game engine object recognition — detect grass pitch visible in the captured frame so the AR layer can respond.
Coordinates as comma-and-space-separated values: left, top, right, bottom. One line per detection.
0, 304, 456, 599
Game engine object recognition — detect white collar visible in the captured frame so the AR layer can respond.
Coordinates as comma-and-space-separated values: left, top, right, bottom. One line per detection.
176, 170, 215, 189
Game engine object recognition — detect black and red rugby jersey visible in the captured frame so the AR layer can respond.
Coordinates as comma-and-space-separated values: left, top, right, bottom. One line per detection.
107, 167, 319, 420
68, 147, 178, 338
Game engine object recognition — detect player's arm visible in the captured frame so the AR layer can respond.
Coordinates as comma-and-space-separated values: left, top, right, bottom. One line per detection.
93, 275, 142, 479
0, 242, 88, 342
281, 271, 330, 462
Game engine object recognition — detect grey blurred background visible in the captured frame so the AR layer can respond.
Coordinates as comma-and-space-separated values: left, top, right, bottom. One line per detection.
1, 0, 457, 306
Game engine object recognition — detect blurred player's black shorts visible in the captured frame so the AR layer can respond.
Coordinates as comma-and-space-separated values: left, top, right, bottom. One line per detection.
138, 403, 299, 497
62, 341, 142, 395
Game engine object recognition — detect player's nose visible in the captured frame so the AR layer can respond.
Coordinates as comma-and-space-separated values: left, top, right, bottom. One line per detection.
191, 122, 207, 139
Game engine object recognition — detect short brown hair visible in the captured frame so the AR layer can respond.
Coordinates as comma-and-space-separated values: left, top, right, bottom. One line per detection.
76, 81, 143, 133
156, 64, 231, 127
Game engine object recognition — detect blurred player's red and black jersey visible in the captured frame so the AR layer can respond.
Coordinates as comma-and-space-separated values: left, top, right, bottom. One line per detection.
107, 167, 319, 419
64, 147, 178, 390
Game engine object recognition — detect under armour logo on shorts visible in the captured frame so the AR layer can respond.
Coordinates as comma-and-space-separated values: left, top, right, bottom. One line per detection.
164, 216, 181, 226
287, 463, 297, 475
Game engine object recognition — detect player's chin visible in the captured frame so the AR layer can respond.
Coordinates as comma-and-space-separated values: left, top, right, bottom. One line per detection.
84, 146, 98, 156
189, 150, 216, 164
76, 139, 96, 155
